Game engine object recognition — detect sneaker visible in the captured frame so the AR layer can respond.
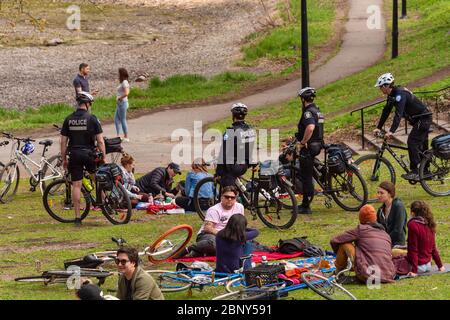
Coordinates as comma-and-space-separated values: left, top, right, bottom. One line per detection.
401, 172, 419, 181
74, 218, 82, 227
298, 205, 312, 214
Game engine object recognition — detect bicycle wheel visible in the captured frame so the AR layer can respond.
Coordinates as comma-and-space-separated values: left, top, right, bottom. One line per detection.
225, 277, 246, 293
146, 270, 192, 292
329, 165, 368, 212
15, 276, 52, 284
41, 154, 63, 192
192, 176, 220, 221
419, 152, 450, 196
354, 154, 396, 203
301, 272, 357, 300
101, 182, 132, 225
0, 161, 20, 204
213, 285, 283, 300
254, 182, 297, 229
43, 178, 90, 223
147, 224, 193, 263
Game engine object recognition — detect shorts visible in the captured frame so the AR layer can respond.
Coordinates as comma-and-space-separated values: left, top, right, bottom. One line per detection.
68, 149, 97, 181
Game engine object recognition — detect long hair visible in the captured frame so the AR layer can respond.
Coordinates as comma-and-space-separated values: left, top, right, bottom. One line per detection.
192, 158, 208, 173
410, 201, 436, 233
119, 68, 129, 83
379, 181, 396, 198
217, 214, 247, 243
120, 153, 134, 167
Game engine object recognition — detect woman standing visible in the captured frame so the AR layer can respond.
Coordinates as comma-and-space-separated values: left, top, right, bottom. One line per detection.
115, 68, 130, 142
376, 181, 407, 247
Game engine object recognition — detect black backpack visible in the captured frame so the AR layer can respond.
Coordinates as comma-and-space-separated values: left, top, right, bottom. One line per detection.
277, 236, 312, 254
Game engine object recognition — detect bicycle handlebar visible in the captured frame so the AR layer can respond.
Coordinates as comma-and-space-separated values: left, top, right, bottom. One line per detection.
2, 132, 35, 143
0, 140, 9, 147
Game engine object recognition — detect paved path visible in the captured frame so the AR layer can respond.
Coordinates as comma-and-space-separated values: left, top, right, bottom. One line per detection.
2, 0, 386, 173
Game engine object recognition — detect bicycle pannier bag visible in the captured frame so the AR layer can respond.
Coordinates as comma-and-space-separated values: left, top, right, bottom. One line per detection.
277, 236, 312, 254
327, 144, 352, 174
104, 137, 123, 154
431, 133, 450, 160
96, 163, 123, 190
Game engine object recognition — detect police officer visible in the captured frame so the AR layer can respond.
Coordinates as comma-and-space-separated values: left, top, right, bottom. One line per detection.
373, 73, 432, 180
60, 92, 106, 226
296, 87, 324, 214
216, 103, 256, 188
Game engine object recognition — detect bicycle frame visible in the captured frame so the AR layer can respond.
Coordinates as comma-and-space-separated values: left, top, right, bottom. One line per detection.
373, 140, 411, 175
157, 269, 243, 289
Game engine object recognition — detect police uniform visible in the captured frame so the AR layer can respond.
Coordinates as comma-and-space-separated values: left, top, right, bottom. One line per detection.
295, 103, 324, 208
377, 86, 432, 173
216, 121, 256, 187
61, 108, 103, 181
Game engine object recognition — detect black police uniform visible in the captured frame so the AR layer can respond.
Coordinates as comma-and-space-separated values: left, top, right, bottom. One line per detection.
216, 120, 256, 187
377, 86, 432, 173
61, 108, 103, 181
296, 103, 324, 208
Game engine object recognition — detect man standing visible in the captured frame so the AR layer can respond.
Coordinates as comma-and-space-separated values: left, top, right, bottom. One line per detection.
373, 73, 432, 180
216, 102, 256, 188
176, 186, 244, 257
295, 87, 324, 214
135, 162, 181, 197
73, 63, 99, 99
115, 247, 164, 300
60, 92, 105, 226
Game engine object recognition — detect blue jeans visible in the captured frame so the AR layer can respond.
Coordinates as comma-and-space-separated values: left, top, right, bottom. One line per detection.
115, 100, 128, 135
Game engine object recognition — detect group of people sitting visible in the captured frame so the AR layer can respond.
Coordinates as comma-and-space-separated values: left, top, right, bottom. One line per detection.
331, 181, 445, 283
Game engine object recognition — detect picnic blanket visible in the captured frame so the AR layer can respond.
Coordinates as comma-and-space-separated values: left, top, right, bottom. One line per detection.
396, 263, 450, 280
170, 251, 304, 263
134, 202, 186, 215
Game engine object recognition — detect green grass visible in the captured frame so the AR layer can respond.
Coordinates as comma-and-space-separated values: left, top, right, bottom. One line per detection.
0, 159, 448, 299
210, 0, 449, 137
0, 0, 338, 132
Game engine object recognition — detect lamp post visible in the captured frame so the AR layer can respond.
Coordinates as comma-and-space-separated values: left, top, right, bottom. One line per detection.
401, 0, 407, 19
301, 0, 310, 87
392, 0, 399, 59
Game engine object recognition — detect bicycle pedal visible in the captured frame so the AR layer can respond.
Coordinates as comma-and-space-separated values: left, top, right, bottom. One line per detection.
29, 187, 36, 192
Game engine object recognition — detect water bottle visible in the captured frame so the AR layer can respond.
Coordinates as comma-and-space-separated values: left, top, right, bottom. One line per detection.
261, 255, 268, 265
235, 178, 246, 192
82, 176, 94, 192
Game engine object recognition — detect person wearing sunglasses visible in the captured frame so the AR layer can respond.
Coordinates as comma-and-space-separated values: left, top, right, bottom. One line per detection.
175, 186, 244, 258
115, 247, 164, 300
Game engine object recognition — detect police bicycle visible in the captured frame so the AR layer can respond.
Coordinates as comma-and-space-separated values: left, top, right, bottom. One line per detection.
42, 154, 133, 225
192, 161, 298, 229
0, 132, 63, 203
280, 139, 368, 212
354, 131, 450, 201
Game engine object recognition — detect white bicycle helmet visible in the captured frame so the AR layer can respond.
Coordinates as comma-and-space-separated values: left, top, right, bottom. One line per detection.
374, 73, 395, 87
298, 87, 316, 99
76, 91, 95, 104
230, 102, 248, 116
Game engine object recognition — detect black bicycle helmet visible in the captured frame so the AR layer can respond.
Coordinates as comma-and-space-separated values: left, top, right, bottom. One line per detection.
76, 91, 94, 105
230, 102, 248, 116
297, 87, 316, 100
302, 245, 325, 257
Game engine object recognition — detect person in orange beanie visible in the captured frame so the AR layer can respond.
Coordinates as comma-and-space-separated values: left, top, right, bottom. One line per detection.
329, 204, 396, 284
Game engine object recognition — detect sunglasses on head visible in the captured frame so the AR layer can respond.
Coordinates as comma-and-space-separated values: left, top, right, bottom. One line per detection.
223, 195, 236, 200
115, 258, 130, 266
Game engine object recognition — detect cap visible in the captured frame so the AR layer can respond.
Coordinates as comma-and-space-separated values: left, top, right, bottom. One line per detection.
76, 284, 104, 300
359, 204, 377, 224
168, 162, 181, 174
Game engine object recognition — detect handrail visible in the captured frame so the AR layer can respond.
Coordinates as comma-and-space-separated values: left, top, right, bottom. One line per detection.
349, 85, 449, 150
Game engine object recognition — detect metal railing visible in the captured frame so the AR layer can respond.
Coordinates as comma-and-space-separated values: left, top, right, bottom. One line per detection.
350, 86, 449, 150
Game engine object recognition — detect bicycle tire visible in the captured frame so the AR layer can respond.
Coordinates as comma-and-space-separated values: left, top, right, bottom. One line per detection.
43, 178, 90, 223
193, 176, 220, 221
254, 182, 297, 229
225, 277, 246, 293
301, 272, 357, 300
0, 161, 20, 204
101, 182, 132, 225
15, 276, 52, 284
419, 152, 450, 197
147, 224, 193, 263
146, 270, 192, 292
213, 285, 283, 300
329, 165, 368, 212
41, 154, 63, 192
354, 154, 396, 203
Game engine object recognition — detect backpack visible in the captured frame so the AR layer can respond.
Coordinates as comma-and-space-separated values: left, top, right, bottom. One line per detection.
277, 236, 312, 254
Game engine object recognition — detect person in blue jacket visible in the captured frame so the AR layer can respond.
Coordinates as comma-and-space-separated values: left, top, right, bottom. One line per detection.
215, 214, 259, 274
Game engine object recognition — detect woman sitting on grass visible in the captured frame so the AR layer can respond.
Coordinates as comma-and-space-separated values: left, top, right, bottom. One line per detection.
376, 181, 407, 247
119, 153, 151, 207
396, 201, 445, 277
215, 214, 259, 274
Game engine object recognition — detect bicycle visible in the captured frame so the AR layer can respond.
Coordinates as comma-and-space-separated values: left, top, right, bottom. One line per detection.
354, 131, 450, 201
281, 139, 368, 211
0, 132, 63, 203
14, 268, 112, 286
192, 161, 298, 229
42, 160, 132, 225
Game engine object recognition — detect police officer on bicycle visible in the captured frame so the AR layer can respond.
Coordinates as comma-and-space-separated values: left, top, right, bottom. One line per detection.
60, 92, 106, 226
373, 73, 432, 180
216, 103, 256, 188
296, 87, 324, 214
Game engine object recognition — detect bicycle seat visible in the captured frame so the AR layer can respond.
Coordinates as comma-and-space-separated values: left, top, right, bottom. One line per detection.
39, 139, 53, 147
